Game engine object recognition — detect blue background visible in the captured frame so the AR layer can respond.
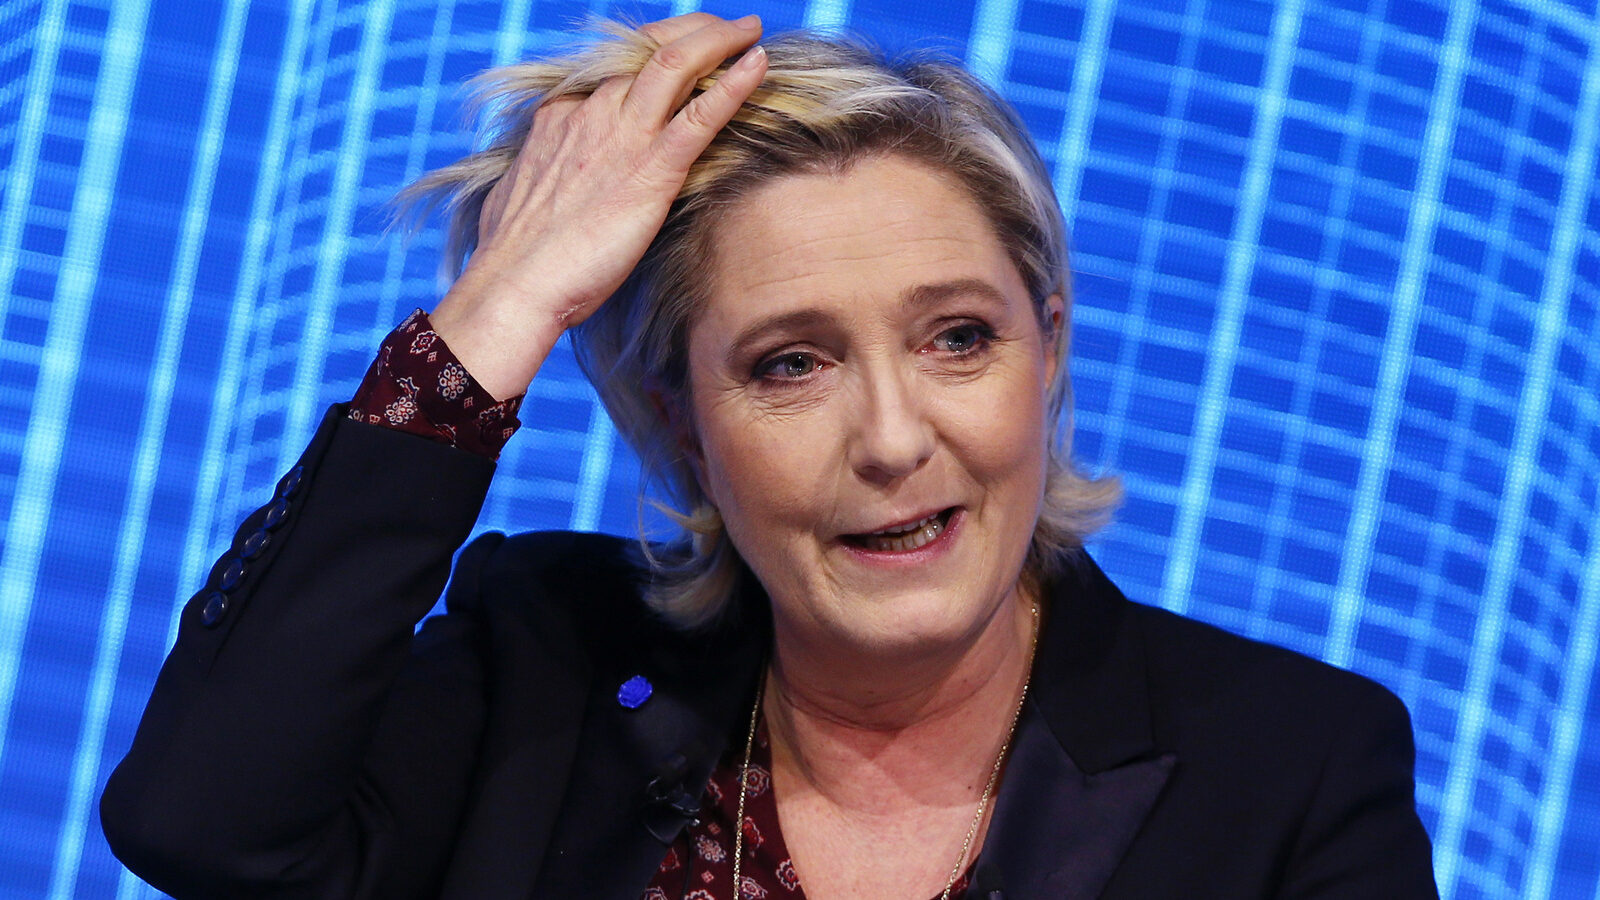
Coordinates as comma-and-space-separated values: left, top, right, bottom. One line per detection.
1, 0, 1598, 897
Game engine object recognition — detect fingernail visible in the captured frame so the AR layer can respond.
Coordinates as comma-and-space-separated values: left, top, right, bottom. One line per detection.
734, 14, 761, 30
734, 44, 766, 70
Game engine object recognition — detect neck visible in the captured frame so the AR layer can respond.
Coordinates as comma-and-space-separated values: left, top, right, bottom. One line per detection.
763, 590, 1038, 807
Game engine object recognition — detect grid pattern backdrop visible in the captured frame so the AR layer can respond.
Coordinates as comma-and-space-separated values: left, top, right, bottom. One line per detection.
0, 0, 1597, 897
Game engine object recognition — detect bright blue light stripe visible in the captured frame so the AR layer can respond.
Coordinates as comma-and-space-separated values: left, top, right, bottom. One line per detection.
168, 0, 316, 649
1328, 3, 1477, 670
222, 3, 335, 544
569, 403, 615, 531
1494, 20, 1600, 900
278, 0, 397, 474
1052, 0, 1114, 226
0, 0, 143, 774
1157, 0, 1303, 616
0, 0, 66, 348
966, 0, 1020, 88
372, 0, 454, 337
1429, 5, 1556, 891
493, 0, 531, 65
51, 0, 243, 896
803, 0, 851, 31
671, 0, 700, 17
1529, 513, 1600, 900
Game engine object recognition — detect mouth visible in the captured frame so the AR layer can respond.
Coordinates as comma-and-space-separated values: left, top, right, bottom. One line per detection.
842, 508, 957, 553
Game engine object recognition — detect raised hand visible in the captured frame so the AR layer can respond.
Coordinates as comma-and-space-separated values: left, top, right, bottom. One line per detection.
429, 13, 768, 401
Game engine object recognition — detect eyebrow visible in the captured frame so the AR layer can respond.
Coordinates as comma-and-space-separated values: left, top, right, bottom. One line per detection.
723, 278, 1012, 366
902, 277, 1011, 310
724, 308, 839, 367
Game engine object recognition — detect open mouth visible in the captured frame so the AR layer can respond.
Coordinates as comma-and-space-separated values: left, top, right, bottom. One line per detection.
843, 508, 957, 553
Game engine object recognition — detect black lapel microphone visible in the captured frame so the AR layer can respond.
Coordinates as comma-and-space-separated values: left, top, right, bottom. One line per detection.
643, 752, 702, 843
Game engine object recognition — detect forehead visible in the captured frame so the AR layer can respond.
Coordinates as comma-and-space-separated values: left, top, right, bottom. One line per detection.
696, 155, 1027, 330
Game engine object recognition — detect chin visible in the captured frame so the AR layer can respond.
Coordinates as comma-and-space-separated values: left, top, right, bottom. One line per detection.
815, 588, 1009, 657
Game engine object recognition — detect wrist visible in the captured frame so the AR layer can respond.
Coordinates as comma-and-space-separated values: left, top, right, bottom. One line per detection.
431, 272, 567, 401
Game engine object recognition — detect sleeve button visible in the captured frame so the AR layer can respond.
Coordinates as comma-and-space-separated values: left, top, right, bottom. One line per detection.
279, 465, 305, 499
220, 558, 246, 592
200, 592, 229, 627
263, 496, 290, 531
241, 530, 270, 560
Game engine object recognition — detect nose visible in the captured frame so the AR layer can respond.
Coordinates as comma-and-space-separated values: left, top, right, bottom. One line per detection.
847, 365, 936, 484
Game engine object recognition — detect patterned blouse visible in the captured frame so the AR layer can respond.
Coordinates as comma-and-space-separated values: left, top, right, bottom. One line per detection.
347, 309, 522, 459
351, 311, 975, 899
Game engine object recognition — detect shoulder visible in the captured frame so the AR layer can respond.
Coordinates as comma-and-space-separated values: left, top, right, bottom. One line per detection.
448, 529, 654, 626
463, 528, 638, 578
1042, 553, 1415, 785
1098, 571, 1421, 837
1133, 599, 1406, 718
1126, 599, 1413, 753
1049, 560, 1435, 894
443, 529, 745, 663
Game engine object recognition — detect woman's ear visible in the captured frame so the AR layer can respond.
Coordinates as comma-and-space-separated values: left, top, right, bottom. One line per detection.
1043, 293, 1066, 381
648, 382, 709, 494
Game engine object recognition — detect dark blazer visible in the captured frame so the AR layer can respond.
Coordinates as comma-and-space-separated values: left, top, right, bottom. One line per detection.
102, 408, 1438, 898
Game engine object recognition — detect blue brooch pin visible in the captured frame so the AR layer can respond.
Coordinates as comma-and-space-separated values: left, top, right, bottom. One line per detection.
617, 675, 653, 709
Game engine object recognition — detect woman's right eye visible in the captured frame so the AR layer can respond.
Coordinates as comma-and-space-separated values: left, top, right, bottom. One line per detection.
755, 352, 820, 381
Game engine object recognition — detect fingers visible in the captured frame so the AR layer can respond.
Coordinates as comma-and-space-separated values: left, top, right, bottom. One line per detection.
623, 14, 762, 121
636, 11, 720, 47
477, 14, 766, 255
653, 43, 767, 171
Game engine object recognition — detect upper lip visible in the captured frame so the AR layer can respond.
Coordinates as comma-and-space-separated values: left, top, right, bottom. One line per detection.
843, 507, 952, 536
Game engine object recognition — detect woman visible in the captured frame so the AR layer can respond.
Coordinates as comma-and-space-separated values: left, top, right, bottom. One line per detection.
102, 13, 1438, 899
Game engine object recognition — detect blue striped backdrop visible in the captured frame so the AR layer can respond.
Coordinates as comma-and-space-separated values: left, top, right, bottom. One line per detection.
0, 1, 1597, 897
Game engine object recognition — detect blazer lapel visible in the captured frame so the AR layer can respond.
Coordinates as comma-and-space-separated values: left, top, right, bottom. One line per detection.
530, 588, 768, 899
975, 554, 1176, 899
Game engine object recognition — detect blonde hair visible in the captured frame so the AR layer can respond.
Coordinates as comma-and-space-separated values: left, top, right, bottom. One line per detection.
405, 23, 1121, 628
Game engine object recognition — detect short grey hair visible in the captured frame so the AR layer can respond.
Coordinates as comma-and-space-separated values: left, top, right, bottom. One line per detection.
405, 23, 1121, 628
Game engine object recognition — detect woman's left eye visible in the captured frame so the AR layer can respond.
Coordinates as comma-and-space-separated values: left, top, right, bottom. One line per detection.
931, 324, 993, 354
754, 351, 821, 381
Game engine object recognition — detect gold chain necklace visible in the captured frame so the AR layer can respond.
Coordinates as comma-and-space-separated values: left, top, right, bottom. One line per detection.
731, 603, 1039, 900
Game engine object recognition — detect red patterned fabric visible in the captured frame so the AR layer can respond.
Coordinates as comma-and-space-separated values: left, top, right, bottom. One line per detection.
644, 719, 973, 899
348, 309, 523, 460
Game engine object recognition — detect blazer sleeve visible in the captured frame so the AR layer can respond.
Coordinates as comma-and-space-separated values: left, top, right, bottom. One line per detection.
1280, 675, 1439, 898
101, 406, 501, 899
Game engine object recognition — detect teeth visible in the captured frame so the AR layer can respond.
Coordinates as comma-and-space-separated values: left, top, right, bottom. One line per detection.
860, 513, 946, 552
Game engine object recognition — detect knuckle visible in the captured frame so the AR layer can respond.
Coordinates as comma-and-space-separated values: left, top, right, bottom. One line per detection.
679, 96, 716, 131
542, 95, 582, 116
552, 99, 587, 130
683, 12, 719, 32
651, 42, 689, 73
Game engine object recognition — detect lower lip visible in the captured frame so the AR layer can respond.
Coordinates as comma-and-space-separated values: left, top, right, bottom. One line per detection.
839, 509, 962, 565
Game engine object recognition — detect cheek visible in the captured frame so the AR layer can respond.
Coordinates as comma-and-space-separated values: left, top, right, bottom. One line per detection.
936, 368, 1052, 476
961, 414, 1050, 498
694, 402, 836, 538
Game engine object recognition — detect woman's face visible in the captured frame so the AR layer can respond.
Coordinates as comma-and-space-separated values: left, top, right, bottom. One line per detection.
685, 154, 1060, 657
